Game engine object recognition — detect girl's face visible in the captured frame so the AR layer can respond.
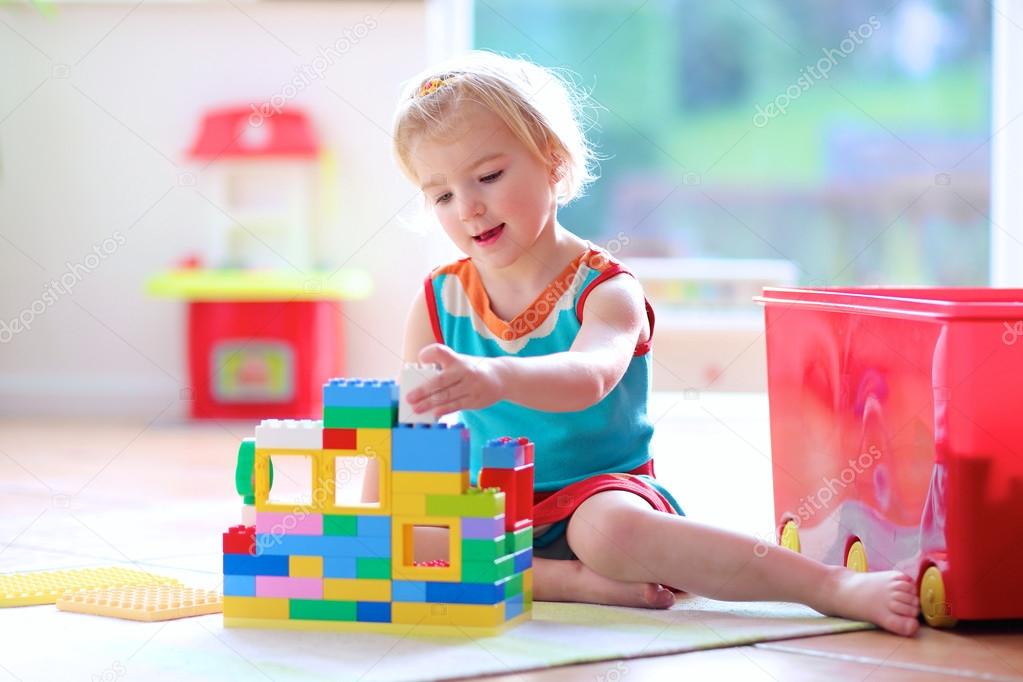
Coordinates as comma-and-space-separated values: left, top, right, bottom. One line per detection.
409, 101, 558, 270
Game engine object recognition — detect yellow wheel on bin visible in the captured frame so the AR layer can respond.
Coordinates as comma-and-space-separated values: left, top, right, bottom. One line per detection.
846, 540, 868, 572
920, 565, 958, 628
780, 521, 800, 553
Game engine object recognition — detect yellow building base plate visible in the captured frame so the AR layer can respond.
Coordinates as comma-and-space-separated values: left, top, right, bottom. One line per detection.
57, 585, 223, 622
224, 610, 530, 638
1, 568, 181, 607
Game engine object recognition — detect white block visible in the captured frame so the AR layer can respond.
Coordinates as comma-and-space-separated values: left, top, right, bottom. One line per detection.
399, 363, 441, 425
254, 419, 323, 449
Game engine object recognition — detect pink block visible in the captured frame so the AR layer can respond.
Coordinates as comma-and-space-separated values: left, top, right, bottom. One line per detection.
256, 576, 323, 599
255, 512, 323, 536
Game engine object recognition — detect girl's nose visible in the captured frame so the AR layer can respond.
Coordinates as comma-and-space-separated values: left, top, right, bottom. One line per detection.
458, 198, 485, 222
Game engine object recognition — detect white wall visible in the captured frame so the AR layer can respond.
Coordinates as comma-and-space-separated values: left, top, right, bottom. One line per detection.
0, 1, 461, 417
992, 0, 1023, 285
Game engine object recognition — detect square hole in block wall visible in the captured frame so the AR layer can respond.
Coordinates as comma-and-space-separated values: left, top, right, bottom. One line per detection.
334, 455, 380, 508
406, 525, 450, 566
267, 454, 314, 506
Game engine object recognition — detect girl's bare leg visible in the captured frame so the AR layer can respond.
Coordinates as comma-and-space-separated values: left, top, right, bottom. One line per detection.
533, 558, 677, 609
565, 491, 920, 636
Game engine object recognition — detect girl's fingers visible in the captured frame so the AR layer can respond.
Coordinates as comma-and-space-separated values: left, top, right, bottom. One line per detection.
412, 381, 464, 413
408, 371, 462, 404
427, 394, 472, 418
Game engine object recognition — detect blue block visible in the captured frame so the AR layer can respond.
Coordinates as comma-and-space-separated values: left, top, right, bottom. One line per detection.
392, 581, 427, 602
223, 553, 289, 576
254, 533, 391, 558
323, 556, 358, 578
323, 379, 399, 408
223, 574, 256, 596
513, 547, 532, 573
505, 592, 525, 620
481, 438, 526, 469
357, 601, 391, 623
357, 515, 392, 537
392, 423, 469, 473
426, 581, 503, 605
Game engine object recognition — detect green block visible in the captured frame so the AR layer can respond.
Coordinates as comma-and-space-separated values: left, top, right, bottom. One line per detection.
502, 572, 524, 600
426, 488, 504, 517
356, 557, 391, 579
462, 554, 515, 583
505, 527, 533, 554
323, 406, 395, 429
462, 536, 505, 561
290, 599, 357, 621
323, 515, 358, 536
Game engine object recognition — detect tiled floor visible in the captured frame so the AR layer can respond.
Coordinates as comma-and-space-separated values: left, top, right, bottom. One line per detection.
1, 394, 1021, 680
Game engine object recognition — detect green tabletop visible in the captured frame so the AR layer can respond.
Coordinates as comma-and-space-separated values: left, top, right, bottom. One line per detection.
146, 269, 373, 301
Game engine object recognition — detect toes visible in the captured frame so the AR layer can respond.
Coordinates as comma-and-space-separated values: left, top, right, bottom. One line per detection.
884, 615, 920, 637
893, 591, 918, 606
644, 584, 676, 609
892, 600, 918, 617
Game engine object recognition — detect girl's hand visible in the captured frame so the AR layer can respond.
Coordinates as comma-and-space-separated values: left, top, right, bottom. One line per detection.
406, 344, 504, 418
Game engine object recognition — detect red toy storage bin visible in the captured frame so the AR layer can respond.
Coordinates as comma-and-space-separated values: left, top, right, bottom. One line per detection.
187, 300, 341, 419
758, 287, 1023, 623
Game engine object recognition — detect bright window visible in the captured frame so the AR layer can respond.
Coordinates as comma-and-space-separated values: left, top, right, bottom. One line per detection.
475, 1, 992, 291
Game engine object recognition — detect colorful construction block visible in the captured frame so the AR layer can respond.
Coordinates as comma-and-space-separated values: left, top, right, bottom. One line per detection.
255, 419, 324, 450
223, 525, 255, 555
225, 376, 534, 635
481, 437, 527, 468
323, 428, 357, 450
0, 567, 181, 608
324, 406, 395, 429
323, 379, 398, 408
392, 423, 469, 472
56, 585, 222, 622
398, 363, 441, 425
426, 488, 505, 517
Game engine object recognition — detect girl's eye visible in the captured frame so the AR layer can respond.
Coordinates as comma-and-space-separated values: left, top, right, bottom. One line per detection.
435, 192, 452, 205
481, 170, 503, 183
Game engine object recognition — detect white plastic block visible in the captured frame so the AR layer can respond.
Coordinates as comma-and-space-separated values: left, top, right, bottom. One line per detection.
399, 363, 442, 425
254, 419, 323, 450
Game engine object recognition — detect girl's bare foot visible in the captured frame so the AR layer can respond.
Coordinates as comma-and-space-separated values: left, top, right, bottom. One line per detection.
534, 558, 676, 609
820, 568, 921, 636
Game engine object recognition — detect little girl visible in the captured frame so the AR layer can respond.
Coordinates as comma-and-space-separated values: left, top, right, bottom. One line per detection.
390, 51, 920, 636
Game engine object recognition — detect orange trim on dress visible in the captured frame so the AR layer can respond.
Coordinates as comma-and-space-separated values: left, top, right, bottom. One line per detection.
430, 248, 604, 342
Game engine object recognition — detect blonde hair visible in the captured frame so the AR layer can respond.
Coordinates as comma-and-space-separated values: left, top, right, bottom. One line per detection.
392, 51, 597, 206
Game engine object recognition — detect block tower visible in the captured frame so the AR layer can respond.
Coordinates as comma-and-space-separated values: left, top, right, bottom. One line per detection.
221, 375, 535, 635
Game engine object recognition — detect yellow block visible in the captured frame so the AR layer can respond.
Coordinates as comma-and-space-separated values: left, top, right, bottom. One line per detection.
223, 596, 289, 619
290, 555, 323, 578
392, 601, 504, 628
391, 493, 427, 515
356, 428, 391, 459
391, 515, 462, 583
0, 568, 180, 607
321, 447, 391, 516
225, 610, 530, 636
57, 586, 221, 622
254, 449, 324, 513
392, 471, 469, 495
322, 578, 391, 601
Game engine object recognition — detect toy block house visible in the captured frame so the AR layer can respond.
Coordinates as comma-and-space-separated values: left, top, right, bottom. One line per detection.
222, 378, 535, 635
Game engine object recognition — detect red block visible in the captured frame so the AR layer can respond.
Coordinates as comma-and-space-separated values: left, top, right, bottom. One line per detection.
223, 524, 255, 555
480, 464, 534, 532
323, 428, 357, 450
516, 437, 535, 465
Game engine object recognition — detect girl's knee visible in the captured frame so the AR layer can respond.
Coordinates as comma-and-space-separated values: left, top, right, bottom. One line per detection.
565, 493, 654, 564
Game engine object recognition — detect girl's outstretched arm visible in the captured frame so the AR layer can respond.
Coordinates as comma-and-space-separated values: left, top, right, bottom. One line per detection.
407, 275, 647, 416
